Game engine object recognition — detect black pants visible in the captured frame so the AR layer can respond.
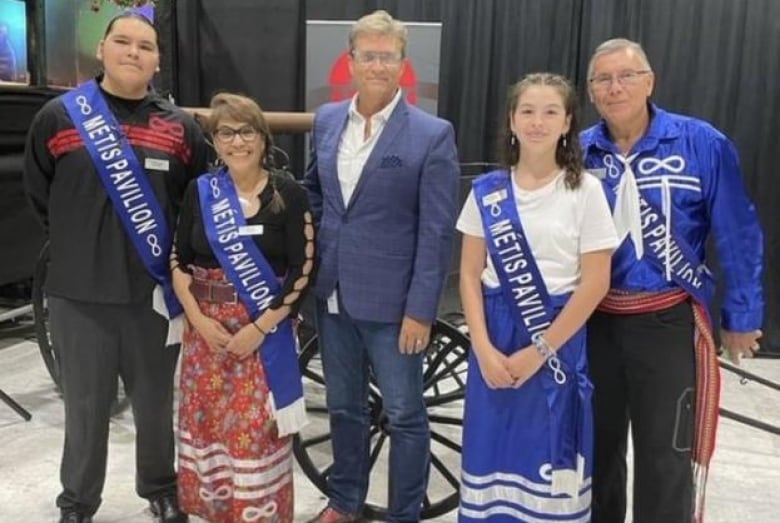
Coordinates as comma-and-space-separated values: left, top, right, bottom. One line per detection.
49, 296, 180, 516
588, 301, 696, 523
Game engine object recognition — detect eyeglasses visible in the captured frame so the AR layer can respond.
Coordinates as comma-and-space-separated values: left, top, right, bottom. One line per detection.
214, 126, 259, 143
589, 70, 652, 90
351, 50, 403, 66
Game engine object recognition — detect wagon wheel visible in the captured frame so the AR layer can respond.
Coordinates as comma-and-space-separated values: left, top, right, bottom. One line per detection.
32, 241, 129, 415
293, 319, 469, 520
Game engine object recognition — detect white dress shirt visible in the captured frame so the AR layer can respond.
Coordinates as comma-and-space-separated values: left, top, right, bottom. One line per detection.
337, 89, 403, 205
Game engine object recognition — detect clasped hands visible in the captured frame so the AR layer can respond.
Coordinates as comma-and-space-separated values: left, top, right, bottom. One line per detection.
476, 344, 546, 389
192, 315, 265, 359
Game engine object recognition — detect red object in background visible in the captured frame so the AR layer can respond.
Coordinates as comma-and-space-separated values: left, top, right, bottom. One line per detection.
328, 51, 418, 104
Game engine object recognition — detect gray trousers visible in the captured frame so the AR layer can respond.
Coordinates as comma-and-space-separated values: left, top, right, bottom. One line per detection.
48, 296, 180, 516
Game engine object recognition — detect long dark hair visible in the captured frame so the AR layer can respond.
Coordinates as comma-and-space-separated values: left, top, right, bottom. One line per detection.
500, 73, 584, 189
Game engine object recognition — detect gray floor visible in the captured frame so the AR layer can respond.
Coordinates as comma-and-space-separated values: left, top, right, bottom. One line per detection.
0, 313, 779, 523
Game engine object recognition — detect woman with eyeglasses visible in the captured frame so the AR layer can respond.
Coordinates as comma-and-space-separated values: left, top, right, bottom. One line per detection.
171, 92, 314, 523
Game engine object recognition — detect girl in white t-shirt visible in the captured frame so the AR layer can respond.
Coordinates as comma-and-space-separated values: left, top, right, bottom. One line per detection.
457, 73, 618, 523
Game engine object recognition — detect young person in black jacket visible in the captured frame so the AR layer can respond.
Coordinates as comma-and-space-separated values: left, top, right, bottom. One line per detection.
24, 13, 207, 523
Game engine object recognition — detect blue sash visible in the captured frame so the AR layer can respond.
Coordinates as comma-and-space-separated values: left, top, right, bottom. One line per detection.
472, 170, 586, 497
638, 194, 715, 307
61, 80, 181, 318
473, 171, 556, 350
196, 168, 306, 436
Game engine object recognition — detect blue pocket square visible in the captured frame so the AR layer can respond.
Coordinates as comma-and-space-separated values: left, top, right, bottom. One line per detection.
379, 155, 403, 169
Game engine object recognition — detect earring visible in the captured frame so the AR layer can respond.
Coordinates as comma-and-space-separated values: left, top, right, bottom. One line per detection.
561, 135, 568, 148
510, 134, 517, 146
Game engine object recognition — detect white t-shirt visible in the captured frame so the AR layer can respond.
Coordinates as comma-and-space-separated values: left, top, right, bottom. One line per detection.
456, 170, 619, 294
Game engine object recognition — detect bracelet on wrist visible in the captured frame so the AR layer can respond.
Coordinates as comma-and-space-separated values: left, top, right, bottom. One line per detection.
531, 333, 555, 360
252, 322, 267, 336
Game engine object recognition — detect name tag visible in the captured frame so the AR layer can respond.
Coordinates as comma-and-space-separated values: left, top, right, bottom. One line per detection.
145, 158, 170, 171
481, 189, 507, 206
588, 168, 606, 180
238, 225, 264, 236
327, 289, 339, 314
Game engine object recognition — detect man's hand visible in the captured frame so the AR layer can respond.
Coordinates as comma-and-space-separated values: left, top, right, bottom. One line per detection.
398, 315, 431, 354
721, 329, 762, 365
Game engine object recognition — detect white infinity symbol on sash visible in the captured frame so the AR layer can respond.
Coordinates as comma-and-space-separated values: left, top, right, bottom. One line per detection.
146, 234, 162, 257
199, 485, 232, 501
603, 154, 622, 179
637, 155, 686, 175
489, 203, 501, 217
75, 95, 92, 116
242, 501, 278, 522
547, 355, 567, 385
209, 176, 221, 198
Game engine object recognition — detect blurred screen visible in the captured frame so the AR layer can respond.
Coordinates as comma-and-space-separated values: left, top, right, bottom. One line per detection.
0, 0, 27, 84
45, 1, 154, 88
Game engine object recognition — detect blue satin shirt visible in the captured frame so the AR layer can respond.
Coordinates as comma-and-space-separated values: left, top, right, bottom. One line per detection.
580, 104, 764, 331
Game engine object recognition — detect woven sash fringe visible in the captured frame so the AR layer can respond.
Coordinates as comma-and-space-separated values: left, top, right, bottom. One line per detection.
598, 289, 720, 522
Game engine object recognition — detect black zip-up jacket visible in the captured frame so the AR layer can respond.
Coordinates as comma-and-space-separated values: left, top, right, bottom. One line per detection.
23, 79, 209, 304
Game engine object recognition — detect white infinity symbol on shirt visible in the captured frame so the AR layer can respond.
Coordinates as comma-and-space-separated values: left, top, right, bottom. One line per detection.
242, 501, 278, 522
547, 356, 567, 385
199, 485, 232, 501
603, 154, 622, 179
637, 155, 686, 175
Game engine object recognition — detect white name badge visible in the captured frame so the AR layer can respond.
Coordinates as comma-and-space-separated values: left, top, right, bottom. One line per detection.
327, 289, 339, 314
145, 158, 170, 171
588, 168, 606, 180
481, 189, 507, 206
238, 225, 264, 236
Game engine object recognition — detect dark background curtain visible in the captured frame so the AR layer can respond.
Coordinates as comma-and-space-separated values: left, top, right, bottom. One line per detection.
576, 0, 780, 354
170, 0, 780, 351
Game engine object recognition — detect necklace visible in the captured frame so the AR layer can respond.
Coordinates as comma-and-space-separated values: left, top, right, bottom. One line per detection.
235, 173, 268, 211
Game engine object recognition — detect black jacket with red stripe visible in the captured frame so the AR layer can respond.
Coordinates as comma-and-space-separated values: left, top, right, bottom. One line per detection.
23, 80, 209, 304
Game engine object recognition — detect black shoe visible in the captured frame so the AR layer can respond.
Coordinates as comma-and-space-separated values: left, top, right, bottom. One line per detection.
149, 495, 189, 523
58, 511, 93, 523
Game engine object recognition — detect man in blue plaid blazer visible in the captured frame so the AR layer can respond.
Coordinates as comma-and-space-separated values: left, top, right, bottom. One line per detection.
302, 11, 459, 523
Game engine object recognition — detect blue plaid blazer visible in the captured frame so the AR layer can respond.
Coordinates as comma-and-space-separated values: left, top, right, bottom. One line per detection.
303, 96, 460, 323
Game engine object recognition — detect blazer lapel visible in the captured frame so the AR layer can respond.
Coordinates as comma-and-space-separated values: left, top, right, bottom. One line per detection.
322, 106, 350, 213
346, 98, 408, 211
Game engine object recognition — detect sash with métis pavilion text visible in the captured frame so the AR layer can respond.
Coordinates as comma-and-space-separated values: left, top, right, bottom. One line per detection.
473, 169, 586, 496
62, 80, 183, 343
197, 168, 306, 436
